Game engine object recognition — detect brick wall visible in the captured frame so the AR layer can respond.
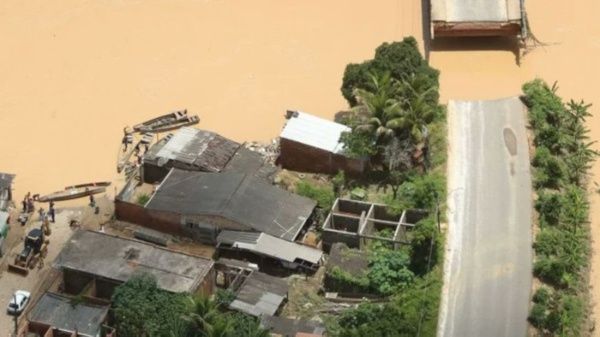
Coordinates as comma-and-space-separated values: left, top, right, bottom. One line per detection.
279, 138, 366, 176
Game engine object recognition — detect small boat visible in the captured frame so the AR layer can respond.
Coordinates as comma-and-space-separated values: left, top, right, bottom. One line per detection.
133, 110, 200, 133
37, 182, 111, 202
63, 182, 111, 190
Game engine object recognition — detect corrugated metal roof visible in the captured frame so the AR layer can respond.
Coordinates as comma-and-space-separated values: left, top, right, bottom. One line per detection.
217, 230, 323, 265
147, 169, 316, 241
229, 271, 288, 317
147, 127, 240, 172
280, 111, 350, 154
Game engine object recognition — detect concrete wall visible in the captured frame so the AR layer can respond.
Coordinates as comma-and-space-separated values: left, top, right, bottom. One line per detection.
279, 138, 366, 176
63, 268, 94, 295
322, 230, 360, 252
196, 267, 216, 297
115, 199, 184, 236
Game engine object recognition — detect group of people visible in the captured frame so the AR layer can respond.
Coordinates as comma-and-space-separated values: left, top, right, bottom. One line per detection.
37, 201, 56, 224
20, 193, 56, 226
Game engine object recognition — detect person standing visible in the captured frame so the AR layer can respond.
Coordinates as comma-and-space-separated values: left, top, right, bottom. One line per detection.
38, 207, 45, 222
49, 201, 56, 223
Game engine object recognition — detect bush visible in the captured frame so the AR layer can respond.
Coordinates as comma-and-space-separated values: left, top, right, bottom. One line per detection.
327, 266, 370, 294
368, 249, 414, 296
396, 172, 445, 209
528, 303, 547, 329
535, 190, 563, 227
409, 216, 441, 275
295, 181, 335, 210
532, 287, 551, 305
532, 147, 568, 189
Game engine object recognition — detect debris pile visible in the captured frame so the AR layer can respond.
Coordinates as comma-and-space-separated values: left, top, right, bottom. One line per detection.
245, 138, 279, 165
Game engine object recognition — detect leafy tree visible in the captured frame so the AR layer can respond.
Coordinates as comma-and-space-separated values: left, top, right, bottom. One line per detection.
112, 274, 190, 337
341, 37, 439, 108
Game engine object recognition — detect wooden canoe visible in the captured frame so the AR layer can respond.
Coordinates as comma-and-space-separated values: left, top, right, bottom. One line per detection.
37, 183, 109, 202
133, 110, 199, 133
63, 182, 111, 190
149, 115, 200, 133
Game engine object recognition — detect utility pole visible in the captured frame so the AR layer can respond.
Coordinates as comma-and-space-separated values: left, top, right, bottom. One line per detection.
12, 293, 18, 336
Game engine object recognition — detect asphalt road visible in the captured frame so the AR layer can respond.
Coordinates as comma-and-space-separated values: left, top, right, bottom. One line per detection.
438, 97, 532, 337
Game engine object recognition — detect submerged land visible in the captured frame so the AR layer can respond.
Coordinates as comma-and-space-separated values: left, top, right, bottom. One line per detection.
1, 0, 600, 336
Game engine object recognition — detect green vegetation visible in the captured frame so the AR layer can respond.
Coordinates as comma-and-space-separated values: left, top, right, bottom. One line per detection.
111, 274, 270, 337
295, 180, 335, 210
327, 268, 443, 337
323, 37, 445, 337
523, 79, 597, 336
136, 193, 150, 206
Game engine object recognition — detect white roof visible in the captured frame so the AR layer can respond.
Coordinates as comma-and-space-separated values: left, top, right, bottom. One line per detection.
280, 111, 350, 154
220, 230, 323, 265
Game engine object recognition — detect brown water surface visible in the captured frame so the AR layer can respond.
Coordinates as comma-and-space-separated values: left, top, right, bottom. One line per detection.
3, 0, 600, 331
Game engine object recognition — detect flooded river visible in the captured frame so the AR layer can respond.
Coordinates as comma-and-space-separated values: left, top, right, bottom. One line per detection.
2, 0, 600, 332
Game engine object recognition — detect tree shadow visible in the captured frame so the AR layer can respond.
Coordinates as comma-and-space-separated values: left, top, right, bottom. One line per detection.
429, 36, 523, 65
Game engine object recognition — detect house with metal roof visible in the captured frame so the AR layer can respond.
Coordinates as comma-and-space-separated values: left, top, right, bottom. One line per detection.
116, 168, 316, 243
228, 271, 289, 317
23, 292, 112, 337
278, 110, 367, 175
142, 127, 276, 183
430, 0, 525, 37
53, 230, 215, 299
216, 230, 323, 273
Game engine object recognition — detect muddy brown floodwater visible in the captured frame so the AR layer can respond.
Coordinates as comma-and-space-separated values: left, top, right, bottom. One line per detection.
2, 0, 600, 333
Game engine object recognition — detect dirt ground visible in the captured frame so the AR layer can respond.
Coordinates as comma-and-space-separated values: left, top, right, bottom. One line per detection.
0, 205, 90, 336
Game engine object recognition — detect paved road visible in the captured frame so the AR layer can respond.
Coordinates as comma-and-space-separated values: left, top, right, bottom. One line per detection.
438, 97, 532, 337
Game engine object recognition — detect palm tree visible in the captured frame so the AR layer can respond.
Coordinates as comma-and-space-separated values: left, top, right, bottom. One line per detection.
201, 317, 232, 337
388, 84, 437, 170
352, 71, 403, 143
184, 296, 220, 333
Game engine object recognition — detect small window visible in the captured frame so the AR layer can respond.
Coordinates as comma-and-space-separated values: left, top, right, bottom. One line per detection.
187, 223, 194, 229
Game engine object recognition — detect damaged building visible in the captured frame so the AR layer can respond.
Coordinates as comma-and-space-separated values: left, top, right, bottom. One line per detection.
322, 198, 428, 251
216, 230, 323, 273
53, 230, 215, 300
142, 127, 276, 183
116, 168, 317, 243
